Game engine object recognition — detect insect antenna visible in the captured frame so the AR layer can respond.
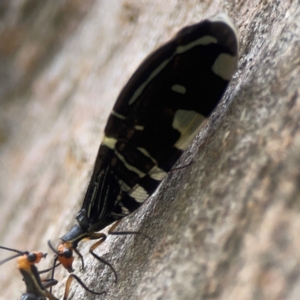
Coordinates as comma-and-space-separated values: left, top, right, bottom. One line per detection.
0, 245, 28, 265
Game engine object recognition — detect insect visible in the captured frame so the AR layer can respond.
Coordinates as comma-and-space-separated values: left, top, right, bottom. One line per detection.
50, 13, 238, 279
0, 245, 59, 300
0, 245, 106, 299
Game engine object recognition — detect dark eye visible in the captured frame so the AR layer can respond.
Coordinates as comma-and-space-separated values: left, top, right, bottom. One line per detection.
27, 253, 37, 263
63, 248, 73, 259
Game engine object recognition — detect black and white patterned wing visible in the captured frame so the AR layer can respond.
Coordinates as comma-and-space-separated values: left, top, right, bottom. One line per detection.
80, 14, 238, 230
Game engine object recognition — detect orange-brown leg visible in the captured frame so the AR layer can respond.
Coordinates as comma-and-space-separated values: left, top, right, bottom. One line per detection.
89, 233, 118, 282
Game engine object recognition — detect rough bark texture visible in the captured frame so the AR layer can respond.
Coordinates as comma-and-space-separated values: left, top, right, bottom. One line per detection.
0, 0, 300, 300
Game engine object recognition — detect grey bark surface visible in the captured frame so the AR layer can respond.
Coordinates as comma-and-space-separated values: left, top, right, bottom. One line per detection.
0, 0, 300, 300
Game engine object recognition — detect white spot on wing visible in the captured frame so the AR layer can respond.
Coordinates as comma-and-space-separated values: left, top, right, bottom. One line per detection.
129, 59, 169, 105
209, 14, 238, 37
136, 147, 166, 180
128, 36, 217, 106
103, 136, 146, 178
120, 204, 130, 215
118, 180, 131, 192
172, 110, 205, 134
112, 110, 126, 119
149, 166, 167, 181
212, 53, 237, 80
130, 185, 149, 203
137, 147, 156, 163
102, 136, 118, 150
135, 125, 144, 130
171, 84, 186, 94
177, 36, 217, 53
115, 151, 146, 177
172, 110, 206, 150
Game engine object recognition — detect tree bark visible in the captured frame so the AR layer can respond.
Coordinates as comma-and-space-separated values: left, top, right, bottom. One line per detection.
0, 0, 300, 299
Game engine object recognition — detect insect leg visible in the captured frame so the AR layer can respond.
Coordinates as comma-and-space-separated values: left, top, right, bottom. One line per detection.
88, 233, 118, 283
63, 274, 106, 300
